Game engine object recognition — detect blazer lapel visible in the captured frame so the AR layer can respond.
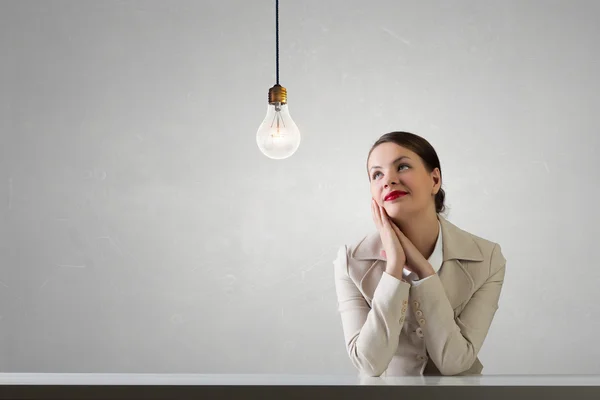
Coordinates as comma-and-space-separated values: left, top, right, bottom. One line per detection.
350, 215, 484, 310
437, 216, 484, 311
350, 233, 387, 303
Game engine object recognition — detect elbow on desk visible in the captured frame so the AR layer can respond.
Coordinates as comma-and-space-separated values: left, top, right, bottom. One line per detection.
355, 363, 386, 378
348, 348, 388, 377
435, 355, 478, 376
437, 364, 467, 376
355, 360, 469, 377
350, 354, 473, 377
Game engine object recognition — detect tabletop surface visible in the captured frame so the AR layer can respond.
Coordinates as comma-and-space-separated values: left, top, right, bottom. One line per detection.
0, 373, 599, 386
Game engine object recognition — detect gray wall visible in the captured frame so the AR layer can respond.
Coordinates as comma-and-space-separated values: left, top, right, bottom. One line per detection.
1, 0, 599, 374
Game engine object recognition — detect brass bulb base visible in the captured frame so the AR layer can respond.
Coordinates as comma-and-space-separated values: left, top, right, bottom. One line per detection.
268, 84, 287, 104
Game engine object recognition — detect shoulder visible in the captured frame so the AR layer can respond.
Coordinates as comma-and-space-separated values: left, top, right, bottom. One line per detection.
468, 230, 503, 260
333, 232, 381, 278
469, 230, 506, 264
443, 217, 507, 274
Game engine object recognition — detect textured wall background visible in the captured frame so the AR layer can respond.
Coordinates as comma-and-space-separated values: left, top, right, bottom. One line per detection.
1, 0, 599, 374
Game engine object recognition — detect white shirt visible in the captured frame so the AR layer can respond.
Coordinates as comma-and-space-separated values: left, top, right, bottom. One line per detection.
402, 221, 443, 286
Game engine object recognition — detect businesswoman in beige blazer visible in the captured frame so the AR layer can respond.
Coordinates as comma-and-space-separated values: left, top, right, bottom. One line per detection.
333, 131, 506, 377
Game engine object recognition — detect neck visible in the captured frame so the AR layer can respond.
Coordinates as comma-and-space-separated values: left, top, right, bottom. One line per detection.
393, 210, 440, 260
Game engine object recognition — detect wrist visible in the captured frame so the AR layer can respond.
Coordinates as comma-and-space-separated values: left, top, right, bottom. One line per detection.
385, 270, 405, 282
385, 260, 405, 280
417, 262, 436, 280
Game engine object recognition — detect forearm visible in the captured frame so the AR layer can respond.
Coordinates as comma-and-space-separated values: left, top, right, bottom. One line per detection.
346, 273, 410, 376
410, 275, 476, 375
416, 261, 436, 280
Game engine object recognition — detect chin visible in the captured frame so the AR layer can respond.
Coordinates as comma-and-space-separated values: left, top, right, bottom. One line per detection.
385, 204, 415, 219
384, 206, 408, 219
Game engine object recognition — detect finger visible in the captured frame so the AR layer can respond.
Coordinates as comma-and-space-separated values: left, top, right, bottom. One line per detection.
389, 220, 407, 239
390, 224, 419, 264
373, 200, 384, 232
390, 221, 402, 237
379, 205, 390, 228
391, 223, 409, 248
371, 199, 381, 230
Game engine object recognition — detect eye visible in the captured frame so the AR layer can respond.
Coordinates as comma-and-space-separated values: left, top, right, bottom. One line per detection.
371, 164, 409, 180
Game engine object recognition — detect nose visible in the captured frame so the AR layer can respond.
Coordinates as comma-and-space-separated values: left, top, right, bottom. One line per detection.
382, 175, 397, 188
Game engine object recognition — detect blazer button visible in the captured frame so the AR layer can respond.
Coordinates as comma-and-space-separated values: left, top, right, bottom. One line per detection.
419, 318, 426, 326
415, 310, 423, 317
416, 327, 424, 338
417, 355, 427, 361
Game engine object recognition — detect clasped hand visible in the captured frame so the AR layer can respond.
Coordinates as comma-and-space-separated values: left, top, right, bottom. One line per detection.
371, 199, 435, 282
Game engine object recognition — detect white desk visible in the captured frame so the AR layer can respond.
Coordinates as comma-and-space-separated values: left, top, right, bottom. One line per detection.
0, 373, 600, 386
0, 374, 599, 400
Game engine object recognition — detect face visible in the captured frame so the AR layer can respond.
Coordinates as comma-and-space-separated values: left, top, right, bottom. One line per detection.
367, 142, 441, 220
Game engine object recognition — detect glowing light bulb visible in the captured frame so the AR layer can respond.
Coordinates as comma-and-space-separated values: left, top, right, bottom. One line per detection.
256, 84, 301, 160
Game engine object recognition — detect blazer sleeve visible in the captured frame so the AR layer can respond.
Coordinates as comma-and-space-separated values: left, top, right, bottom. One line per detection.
333, 245, 411, 377
409, 243, 507, 376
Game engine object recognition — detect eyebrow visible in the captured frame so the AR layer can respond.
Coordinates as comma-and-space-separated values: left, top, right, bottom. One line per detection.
370, 156, 411, 171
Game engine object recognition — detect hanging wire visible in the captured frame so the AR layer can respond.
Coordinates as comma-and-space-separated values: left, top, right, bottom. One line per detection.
276, 0, 279, 85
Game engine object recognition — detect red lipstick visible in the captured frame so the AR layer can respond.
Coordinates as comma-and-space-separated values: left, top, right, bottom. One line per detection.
384, 190, 407, 201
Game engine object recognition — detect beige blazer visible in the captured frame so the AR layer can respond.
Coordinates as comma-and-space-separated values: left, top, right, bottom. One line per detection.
333, 215, 506, 377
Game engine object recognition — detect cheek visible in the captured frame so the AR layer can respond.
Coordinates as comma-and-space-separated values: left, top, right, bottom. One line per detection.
401, 175, 417, 190
407, 179, 428, 198
370, 182, 382, 197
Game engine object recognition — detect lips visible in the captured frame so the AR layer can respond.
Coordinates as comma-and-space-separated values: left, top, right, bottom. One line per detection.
384, 190, 408, 201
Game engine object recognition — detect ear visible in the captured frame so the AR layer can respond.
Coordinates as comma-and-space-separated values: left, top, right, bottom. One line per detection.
431, 168, 441, 194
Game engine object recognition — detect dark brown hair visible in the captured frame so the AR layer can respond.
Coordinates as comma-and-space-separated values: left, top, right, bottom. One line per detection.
367, 131, 446, 214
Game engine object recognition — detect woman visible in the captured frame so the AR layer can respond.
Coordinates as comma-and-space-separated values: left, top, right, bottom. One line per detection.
333, 131, 506, 377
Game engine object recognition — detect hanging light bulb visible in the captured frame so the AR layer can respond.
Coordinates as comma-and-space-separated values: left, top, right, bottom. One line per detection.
256, 0, 301, 160
257, 85, 301, 160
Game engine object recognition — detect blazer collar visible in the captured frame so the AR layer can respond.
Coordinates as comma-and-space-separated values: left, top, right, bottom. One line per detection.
351, 215, 484, 263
